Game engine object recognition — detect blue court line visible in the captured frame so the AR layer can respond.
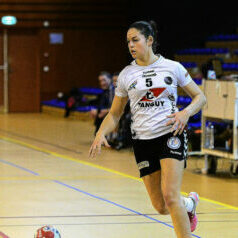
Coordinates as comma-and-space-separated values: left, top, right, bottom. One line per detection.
0, 158, 201, 238
53, 179, 174, 227
0, 159, 39, 176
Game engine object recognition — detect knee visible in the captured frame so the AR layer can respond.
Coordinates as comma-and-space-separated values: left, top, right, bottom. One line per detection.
163, 190, 181, 208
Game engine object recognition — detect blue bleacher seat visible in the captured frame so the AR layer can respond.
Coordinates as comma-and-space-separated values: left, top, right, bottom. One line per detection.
187, 120, 227, 130
207, 34, 238, 41
188, 122, 201, 129
222, 63, 238, 71
181, 62, 197, 68
193, 78, 202, 85
41, 99, 97, 112
177, 96, 192, 106
205, 121, 227, 128
79, 87, 103, 95
41, 87, 102, 112
42, 99, 66, 108
176, 48, 228, 55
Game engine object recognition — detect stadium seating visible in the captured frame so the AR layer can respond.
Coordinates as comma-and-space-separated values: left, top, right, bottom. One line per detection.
205, 34, 238, 52
181, 61, 238, 71
175, 33, 238, 131
176, 48, 229, 55
207, 34, 238, 41
222, 63, 238, 71
41, 87, 102, 120
180, 62, 197, 68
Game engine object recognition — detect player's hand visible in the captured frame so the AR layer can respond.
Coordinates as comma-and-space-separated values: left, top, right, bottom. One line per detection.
166, 110, 190, 136
88, 133, 111, 158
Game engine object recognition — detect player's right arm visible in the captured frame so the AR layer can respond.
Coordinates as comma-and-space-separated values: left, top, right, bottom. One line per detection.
89, 95, 128, 158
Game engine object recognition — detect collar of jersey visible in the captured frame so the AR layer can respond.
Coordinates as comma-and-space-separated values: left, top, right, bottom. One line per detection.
131, 54, 164, 67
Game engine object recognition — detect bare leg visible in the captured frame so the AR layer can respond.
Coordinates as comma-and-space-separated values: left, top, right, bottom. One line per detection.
160, 158, 191, 238
142, 170, 193, 214
142, 170, 169, 215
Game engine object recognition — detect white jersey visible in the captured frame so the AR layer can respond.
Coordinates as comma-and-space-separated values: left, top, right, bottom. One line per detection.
115, 55, 192, 140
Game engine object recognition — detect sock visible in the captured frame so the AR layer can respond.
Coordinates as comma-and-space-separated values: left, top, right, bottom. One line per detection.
182, 196, 194, 212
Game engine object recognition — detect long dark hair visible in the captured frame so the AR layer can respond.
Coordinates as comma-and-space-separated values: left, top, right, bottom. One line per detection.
128, 20, 159, 53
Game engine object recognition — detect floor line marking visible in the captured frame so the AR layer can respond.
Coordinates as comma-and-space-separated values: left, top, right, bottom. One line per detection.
0, 159, 39, 176
0, 222, 159, 228
0, 128, 82, 154
0, 211, 237, 219
0, 157, 201, 238
0, 220, 237, 228
0, 214, 166, 219
1, 135, 238, 212
0, 175, 121, 181
53, 179, 178, 230
0, 136, 141, 181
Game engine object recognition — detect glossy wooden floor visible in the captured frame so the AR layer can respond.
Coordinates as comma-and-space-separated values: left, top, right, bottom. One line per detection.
0, 113, 237, 238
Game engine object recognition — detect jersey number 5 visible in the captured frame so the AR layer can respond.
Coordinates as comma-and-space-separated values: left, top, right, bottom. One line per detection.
146, 78, 153, 87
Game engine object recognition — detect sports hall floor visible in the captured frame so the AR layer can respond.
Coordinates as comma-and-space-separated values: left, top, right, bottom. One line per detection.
0, 113, 237, 238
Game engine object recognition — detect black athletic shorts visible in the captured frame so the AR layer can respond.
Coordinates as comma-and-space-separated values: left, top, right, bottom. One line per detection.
132, 130, 188, 177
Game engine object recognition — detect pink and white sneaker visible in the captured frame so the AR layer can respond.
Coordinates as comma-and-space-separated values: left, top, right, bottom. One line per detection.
188, 192, 199, 232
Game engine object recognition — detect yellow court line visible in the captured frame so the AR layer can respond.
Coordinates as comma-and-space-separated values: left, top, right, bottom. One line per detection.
1, 135, 238, 211
0, 136, 139, 181
0, 175, 121, 181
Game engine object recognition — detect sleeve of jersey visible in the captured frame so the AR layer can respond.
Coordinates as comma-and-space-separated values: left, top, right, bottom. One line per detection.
176, 63, 193, 87
115, 68, 128, 97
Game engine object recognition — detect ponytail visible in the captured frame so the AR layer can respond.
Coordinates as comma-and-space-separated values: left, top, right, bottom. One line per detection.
148, 20, 159, 53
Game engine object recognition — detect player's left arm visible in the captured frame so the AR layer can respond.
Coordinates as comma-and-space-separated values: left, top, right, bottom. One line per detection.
182, 80, 207, 117
166, 80, 206, 136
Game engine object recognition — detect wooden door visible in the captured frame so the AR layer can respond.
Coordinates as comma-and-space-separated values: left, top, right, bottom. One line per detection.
8, 29, 40, 112
0, 30, 3, 111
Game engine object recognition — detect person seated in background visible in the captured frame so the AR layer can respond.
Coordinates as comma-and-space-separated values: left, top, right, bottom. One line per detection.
201, 55, 224, 80
57, 87, 87, 118
112, 99, 132, 150
191, 67, 203, 80
90, 71, 114, 135
108, 71, 132, 150
215, 123, 233, 152
112, 71, 119, 88
106, 72, 120, 142
64, 87, 87, 118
